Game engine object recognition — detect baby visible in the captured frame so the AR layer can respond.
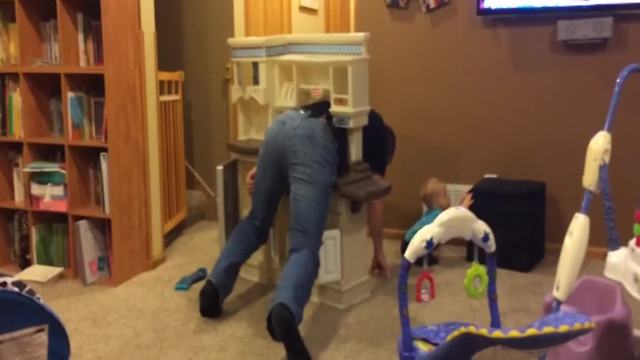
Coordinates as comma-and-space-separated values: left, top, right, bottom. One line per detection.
401, 178, 473, 266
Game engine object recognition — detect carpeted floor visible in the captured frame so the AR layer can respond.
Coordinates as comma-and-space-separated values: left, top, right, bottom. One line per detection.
34, 221, 640, 360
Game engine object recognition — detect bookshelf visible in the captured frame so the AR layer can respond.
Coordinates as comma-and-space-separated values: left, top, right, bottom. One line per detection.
0, 0, 152, 284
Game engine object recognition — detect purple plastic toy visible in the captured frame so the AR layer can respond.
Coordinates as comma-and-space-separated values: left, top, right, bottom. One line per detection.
543, 276, 634, 360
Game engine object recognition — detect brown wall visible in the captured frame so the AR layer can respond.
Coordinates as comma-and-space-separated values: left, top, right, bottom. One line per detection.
155, 0, 233, 218
358, 1, 640, 246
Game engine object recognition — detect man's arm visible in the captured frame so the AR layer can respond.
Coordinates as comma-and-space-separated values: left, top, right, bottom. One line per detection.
368, 175, 391, 277
246, 166, 257, 194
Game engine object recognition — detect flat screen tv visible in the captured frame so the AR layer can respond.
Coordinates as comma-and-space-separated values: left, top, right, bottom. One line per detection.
478, 0, 640, 16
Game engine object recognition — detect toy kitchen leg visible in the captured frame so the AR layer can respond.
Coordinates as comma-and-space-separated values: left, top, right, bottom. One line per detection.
311, 196, 375, 309
267, 195, 375, 309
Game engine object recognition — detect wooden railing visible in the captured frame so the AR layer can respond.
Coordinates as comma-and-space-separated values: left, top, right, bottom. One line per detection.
158, 71, 187, 234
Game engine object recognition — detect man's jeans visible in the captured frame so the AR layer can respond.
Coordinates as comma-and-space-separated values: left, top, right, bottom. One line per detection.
210, 110, 338, 325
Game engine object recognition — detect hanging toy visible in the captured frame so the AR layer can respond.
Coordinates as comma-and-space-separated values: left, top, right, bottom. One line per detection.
416, 255, 436, 303
465, 262, 489, 299
464, 245, 489, 299
634, 209, 640, 247
416, 270, 436, 303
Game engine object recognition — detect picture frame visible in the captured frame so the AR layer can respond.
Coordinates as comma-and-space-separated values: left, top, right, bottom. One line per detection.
385, 0, 410, 9
419, 0, 451, 12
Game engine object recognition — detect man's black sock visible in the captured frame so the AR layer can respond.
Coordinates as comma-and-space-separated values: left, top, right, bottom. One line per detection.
268, 303, 311, 360
199, 280, 222, 318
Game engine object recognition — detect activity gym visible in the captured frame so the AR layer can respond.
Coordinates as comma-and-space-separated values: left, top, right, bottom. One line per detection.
1, 0, 640, 359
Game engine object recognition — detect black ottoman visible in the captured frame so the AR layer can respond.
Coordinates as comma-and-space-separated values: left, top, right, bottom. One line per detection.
466, 178, 546, 272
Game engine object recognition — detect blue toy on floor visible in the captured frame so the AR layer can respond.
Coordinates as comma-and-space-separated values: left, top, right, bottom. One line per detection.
175, 267, 207, 291
397, 207, 594, 360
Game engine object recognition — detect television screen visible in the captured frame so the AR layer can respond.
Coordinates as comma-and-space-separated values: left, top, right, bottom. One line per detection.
478, 0, 640, 15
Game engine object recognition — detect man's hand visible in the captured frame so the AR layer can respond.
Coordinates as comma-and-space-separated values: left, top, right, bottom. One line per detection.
370, 252, 391, 278
246, 166, 257, 194
460, 192, 474, 208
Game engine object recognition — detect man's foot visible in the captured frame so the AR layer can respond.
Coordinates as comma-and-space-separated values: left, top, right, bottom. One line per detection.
370, 253, 391, 278
267, 303, 311, 360
199, 280, 222, 318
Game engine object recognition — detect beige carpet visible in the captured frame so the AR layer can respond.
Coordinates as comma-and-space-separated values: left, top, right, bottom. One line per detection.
33, 221, 640, 360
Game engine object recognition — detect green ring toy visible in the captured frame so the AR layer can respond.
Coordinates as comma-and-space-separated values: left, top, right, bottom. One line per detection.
464, 262, 489, 299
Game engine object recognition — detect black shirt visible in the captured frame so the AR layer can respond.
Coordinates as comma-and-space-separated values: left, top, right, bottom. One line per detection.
302, 101, 395, 177
363, 109, 395, 176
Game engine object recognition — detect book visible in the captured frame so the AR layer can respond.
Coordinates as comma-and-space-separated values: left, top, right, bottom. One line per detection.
0, 8, 17, 66
85, 20, 94, 66
7, 88, 12, 135
7, 22, 16, 65
88, 160, 103, 209
34, 222, 68, 268
3, 76, 19, 137
75, 219, 110, 285
49, 21, 54, 63
100, 152, 110, 214
105, 221, 112, 272
76, 13, 102, 67
67, 92, 88, 140
12, 212, 19, 262
38, 20, 58, 65
91, 98, 105, 140
0, 75, 4, 136
54, 223, 67, 267
0, 10, 7, 65
23, 161, 66, 174
10, 211, 30, 269
40, 22, 47, 62
53, 19, 59, 64
49, 97, 63, 137
92, 21, 103, 65
95, 160, 104, 208
88, 165, 95, 207
10, 151, 23, 203
77, 12, 87, 66
13, 87, 21, 137
15, 264, 64, 283
30, 182, 66, 199
66, 93, 105, 141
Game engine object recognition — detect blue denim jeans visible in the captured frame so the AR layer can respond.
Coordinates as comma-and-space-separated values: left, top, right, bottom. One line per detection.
210, 109, 338, 325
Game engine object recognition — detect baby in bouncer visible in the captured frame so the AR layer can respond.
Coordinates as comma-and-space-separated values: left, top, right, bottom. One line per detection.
401, 178, 474, 266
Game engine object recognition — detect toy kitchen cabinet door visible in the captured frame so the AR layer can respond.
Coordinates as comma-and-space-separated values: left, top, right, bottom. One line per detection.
216, 159, 239, 244
317, 229, 342, 284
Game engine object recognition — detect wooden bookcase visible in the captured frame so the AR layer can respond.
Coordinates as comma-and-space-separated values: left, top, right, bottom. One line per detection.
0, 0, 152, 285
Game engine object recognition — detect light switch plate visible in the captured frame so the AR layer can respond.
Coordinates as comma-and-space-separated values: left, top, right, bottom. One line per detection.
447, 184, 473, 208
